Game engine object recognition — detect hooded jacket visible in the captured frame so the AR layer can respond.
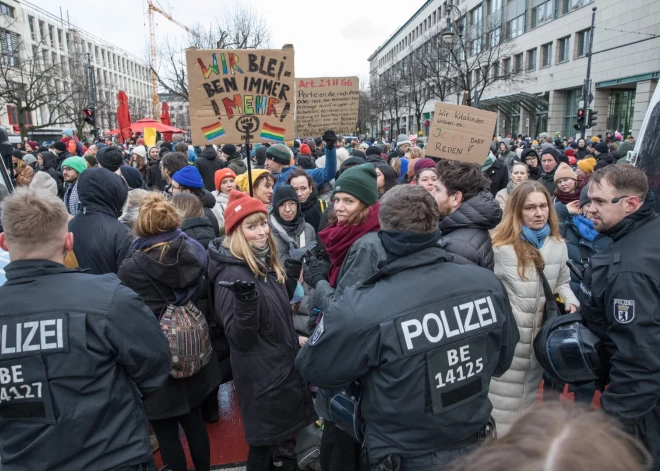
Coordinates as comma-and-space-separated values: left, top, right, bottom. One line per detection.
117, 236, 221, 420
68, 168, 132, 275
195, 147, 226, 192
200, 189, 220, 236
438, 191, 502, 270
0, 260, 171, 471
521, 148, 542, 180
225, 151, 247, 176
55, 150, 74, 172
207, 241, 316, 446
40, 152, 63, 195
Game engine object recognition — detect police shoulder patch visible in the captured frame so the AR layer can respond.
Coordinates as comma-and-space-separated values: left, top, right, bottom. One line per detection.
613, 299, 635, 324
310, 316, 324, 345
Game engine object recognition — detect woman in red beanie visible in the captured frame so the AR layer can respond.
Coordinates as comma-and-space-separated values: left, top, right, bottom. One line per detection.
207, 190, 315, 471
210, 168, 237, 234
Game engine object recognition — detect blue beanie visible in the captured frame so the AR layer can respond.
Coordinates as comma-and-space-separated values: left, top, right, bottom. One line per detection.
172, 166, 203, 189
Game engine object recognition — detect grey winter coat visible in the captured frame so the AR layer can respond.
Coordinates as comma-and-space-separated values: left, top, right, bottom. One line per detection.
438, 191, 502, 271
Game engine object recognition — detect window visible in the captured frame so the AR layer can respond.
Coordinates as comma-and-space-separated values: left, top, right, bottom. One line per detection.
38, 21, 44, 41
541, 42, 553, 67
563, 0, 592, 15
1, 30, 19, 67
28, 17, 35, 41
489, 27, 501, 47
0, 2, 14, 17
502, 57, 511, 75
57, 29, 63, 50
507, 14, 525, 39
513, 53, 523, 74
527, 48, 537, 71
562, 88, 581, 137
470, 4, 483, 55
576, 29, 590, 57
48, 25, 54, 48
557, 36, 570, 63
532, 0, 553, 28
490, 0, 502, 14
492, 61, 500, 80
6, 105, 17, 125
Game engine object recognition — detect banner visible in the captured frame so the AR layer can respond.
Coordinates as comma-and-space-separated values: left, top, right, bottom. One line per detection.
295, 77, 359, 137
143, 127, 157, 147
425, 103, 497, 164
186, 46, 295, 145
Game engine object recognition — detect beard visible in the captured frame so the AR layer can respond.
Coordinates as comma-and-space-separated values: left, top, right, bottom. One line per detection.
437, 200, 454, 218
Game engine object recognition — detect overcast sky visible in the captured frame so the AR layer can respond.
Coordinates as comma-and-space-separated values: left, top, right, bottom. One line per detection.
30, 0, 423, 85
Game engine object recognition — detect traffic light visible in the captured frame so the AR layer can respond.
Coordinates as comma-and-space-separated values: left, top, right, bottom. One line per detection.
587, 109, 598, 128
574, 108, 586, 130
82, 106, 95, 127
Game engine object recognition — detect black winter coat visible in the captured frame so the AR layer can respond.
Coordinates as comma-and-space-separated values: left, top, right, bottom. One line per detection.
200, 190, 220, 236
555, 203, 612, 296
485, 159, 509, 196
69, 168, 132, 275
207, 240, 316, 446
117, 236, 221, 420
195, 147, 226, 192
594, 152, 617, 171
147, 160, 165, 191
181, 216, 215, 250
438, 191, 502, 270
40, 152, 63, 195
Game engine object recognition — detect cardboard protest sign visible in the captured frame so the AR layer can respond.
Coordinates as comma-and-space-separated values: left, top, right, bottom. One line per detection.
425, 103, 497, 164
186, 46, 295, 145
295, 77, 359, 137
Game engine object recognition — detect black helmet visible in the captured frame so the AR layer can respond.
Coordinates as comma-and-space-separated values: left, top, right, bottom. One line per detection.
534, 313, 606, 384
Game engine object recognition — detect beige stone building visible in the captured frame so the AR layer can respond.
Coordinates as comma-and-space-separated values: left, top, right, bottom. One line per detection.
368, 0, 660, 140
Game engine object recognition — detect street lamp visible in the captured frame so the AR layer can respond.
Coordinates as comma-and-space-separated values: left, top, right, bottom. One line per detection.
441, 4, 463, 44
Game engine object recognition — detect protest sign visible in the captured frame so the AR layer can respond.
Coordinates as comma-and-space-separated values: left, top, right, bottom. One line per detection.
295, 77, 359, 137
425, 103, 497, 164
186, 46, 295, 145
143, 127, 157, 147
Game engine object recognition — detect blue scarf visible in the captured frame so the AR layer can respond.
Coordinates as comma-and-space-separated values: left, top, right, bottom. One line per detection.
572, 215, 599, 242
521, 223, 551, 249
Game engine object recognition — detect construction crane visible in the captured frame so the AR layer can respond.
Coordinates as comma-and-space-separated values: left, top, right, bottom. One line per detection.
147, 0, 198, 120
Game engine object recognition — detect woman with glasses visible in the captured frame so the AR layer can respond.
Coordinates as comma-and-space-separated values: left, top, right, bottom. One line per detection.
522, 148, 542, 180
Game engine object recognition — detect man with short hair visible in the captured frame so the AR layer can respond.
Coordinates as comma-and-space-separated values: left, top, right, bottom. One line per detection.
161, 151, 189, 193
580, 165, 660, 469
265, 130, 337, 189
51, 141, 73, 171
539, 148, 560, 195
61, 156, 86, 215
297, 185, 518, 471
433, 161, 502, 270
593, 140, 616, 171
0, 187, 170, 470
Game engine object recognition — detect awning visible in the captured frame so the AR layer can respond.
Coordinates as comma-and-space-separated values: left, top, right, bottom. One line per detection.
477, 92, 548, 116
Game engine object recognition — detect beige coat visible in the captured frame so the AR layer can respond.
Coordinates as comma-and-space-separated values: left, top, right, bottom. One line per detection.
488, 237, 578, 435
495, 188, 509, 212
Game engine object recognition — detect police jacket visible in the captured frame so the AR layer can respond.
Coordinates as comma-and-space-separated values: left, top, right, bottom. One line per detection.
0, 260, 171, 471
438, 191, 502, 271
296, 246, 519, 462
581, 193, 660, 430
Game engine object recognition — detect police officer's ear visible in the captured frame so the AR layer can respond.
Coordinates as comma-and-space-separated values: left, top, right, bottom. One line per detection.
0, 232, 8, 253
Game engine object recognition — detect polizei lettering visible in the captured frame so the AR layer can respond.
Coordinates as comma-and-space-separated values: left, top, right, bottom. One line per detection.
0, 314, 69, 359
396, 296, 497, 354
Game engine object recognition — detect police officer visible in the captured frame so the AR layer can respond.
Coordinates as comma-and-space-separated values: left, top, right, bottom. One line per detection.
0, 187, 171, 471
296, 185, 519, 470
580, 164, 660, 470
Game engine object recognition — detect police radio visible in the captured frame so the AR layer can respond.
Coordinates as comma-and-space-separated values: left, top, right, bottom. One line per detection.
566, 260, 585, 281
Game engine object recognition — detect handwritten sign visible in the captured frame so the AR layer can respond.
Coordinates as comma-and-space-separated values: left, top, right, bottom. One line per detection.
295, 77, 359, 137
426, 103, 497, 164
186, 46, 295, 145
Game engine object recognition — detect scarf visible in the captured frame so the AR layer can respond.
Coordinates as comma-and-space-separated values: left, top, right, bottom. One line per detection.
300, 187, 322, 231
251, 243, 271, 268
318, 202, 381, 288
67, 181, 80, 215
521, 223, 551, 249
572, 215, 599, 242
506, 180, 515, 194
555, 177, 587, 204
527, 164, 542, 180
378, 229, 441, 264
481, 152, 496, 172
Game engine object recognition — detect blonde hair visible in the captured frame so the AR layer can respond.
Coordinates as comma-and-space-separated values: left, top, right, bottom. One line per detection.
223, 212, 286, 283
1, 187, 68, 251
172, 192, 204, 218
408, 147, 425, 159
492, 181, 561, 279
455, 403, 651, 471
390, 157, 401, 176
135, 193, 181, 238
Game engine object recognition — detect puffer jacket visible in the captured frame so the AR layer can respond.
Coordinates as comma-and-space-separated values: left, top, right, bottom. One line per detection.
488, 238, 579, 435
438, 191, 502, 270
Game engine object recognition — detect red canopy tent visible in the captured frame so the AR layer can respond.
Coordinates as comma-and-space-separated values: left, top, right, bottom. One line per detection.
160, 103, 173, 142
116, 91, 132, 144
107, 119, 185, 135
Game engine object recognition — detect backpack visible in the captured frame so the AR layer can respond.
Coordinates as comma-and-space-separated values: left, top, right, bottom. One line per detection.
137, 261, 213, 379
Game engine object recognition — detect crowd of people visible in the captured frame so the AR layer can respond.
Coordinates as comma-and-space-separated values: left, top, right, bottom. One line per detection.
0, 123, 658, 471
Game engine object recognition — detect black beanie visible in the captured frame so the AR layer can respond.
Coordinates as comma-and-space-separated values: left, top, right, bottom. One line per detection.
12, 149, 23, 158
222, 144, 236, 155
52, 141, 67, 153
595, 141, 609, 154
97, 146, 124, 172
351, 149, 366, 159
541, 147, 560, 163
272, 184, 299, 209
366, 146, 382, 157
255, 147, 268, 165
160, 142, 173, 151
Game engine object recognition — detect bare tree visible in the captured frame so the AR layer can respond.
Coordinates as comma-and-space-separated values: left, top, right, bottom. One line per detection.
401, 49, 432, 136
151, 4, 271, 101
0, 16, 87, 139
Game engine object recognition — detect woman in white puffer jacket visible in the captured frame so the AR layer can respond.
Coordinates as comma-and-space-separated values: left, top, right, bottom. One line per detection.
489, 181, 579, 436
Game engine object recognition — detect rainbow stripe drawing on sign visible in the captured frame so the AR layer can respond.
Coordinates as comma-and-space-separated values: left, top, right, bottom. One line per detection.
202, 122, 226, 141
260, 123, 286, 142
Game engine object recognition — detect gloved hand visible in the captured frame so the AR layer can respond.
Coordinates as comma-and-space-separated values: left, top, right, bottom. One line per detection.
218, 280, 258, 302
322, 130, 337, 149
303, 258, 325, 288
284, 258, 303, 280
288, 241, 318, 263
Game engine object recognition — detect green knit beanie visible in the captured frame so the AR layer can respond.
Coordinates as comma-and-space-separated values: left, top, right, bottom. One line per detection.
266, 144, 291, 165
333, 163, 378, 206
61, 156, 87, 175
